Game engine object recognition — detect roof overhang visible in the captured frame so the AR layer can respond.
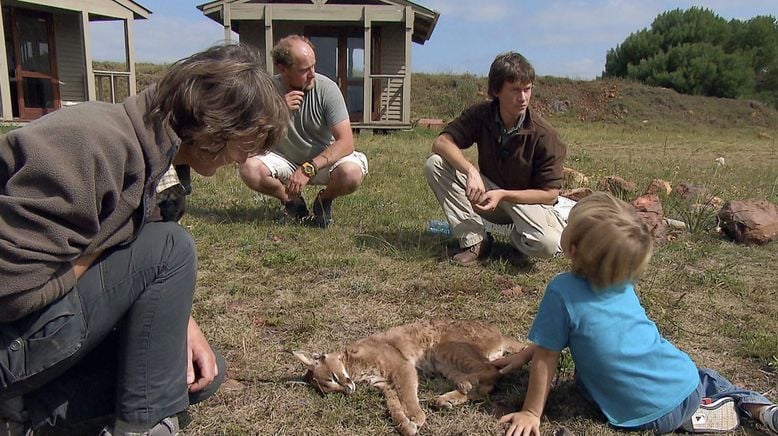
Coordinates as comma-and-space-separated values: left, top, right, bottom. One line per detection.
9, 0, 151, 20
197, 0, 439, 44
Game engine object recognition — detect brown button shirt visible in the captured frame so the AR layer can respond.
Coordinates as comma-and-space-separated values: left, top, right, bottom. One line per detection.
441, 101, 566, 190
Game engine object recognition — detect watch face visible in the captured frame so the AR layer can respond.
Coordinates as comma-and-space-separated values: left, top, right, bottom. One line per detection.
303, 162, 315, 176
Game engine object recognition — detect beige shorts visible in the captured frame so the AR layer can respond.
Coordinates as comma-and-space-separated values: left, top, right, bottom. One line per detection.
255, 151, 368, 185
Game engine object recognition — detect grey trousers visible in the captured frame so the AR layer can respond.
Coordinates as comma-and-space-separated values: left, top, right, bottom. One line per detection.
0, 222, 221, 430
424, 154, 566, 258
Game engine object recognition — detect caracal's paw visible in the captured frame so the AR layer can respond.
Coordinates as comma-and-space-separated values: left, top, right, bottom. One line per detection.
397, 420, 418, 436
435, 390, 468, 409
408, 409, 426, 428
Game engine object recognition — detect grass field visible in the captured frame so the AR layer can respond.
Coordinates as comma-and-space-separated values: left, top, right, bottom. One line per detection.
177, 113, 777, 435
13, 68, 776, 435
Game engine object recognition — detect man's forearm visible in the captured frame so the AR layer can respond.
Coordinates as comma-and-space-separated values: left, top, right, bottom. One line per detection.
499, 188, 559, 205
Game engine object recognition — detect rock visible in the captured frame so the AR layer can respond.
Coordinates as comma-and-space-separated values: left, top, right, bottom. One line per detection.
560, 187, 593, 201
416, 118, 445, 129
718, 199, 778, 245
673, 183, 725, 209
598, 176, 636, 197
631, 194, 667, 240
563, 166, 589, 187
644, 178, 672, 196
673, 182, 708, 200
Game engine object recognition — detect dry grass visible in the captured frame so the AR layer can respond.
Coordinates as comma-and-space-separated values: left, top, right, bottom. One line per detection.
31, 69, 776, 435
169, 119, 778, 436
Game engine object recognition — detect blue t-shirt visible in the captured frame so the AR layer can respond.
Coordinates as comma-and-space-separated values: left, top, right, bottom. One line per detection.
529, 272, 699, 427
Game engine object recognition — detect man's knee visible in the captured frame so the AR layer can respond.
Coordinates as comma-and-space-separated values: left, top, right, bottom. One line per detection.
423, 154, 447, 183
139, 222, 197, 274
238, 158, 269, 185
330, 163, 364, 191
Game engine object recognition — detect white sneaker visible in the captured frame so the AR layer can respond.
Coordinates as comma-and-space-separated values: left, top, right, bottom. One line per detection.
682, 397, 740, 433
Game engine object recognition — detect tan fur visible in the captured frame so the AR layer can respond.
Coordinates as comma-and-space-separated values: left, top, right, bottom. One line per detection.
292, 319, 526, 436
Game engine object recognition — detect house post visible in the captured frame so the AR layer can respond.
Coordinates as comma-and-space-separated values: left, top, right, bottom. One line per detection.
0, 0, 13, 119
124, 18, 137, 96
362, 6, 372, 124
403, 6, 413, 124
81, 10, 96, 101
264, 6, 273, 73
223, 2, 232, 43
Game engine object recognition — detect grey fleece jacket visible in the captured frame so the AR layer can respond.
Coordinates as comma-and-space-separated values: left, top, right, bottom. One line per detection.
0, 88, 181, 322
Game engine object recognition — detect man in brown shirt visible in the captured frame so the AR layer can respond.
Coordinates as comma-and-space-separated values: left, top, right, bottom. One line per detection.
424, 52, 567, 266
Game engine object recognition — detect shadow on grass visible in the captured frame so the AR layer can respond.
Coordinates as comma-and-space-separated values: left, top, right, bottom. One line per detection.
354, 231, 533, 273
186, 204, 281, 224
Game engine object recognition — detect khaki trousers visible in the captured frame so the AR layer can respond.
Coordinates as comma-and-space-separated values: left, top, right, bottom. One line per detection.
424, 154, 566, 258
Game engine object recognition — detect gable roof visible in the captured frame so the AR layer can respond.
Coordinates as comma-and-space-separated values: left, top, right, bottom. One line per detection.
14, 0, 151, 20
197, 0, 439, 44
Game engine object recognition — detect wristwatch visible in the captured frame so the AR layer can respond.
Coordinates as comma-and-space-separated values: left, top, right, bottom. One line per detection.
301, 161, 317, 178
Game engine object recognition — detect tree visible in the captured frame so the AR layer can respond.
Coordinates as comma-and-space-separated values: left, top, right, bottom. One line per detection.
603, 7, 777, 107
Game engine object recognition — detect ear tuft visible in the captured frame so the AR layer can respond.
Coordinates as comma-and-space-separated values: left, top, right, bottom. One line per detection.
292, 350, 315, 367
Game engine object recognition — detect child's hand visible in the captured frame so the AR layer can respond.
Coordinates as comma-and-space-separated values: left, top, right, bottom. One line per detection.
492, 344, 536, 375
500, 410, 541, 436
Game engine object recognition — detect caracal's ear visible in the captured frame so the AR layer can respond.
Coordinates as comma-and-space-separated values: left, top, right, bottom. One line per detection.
292, 350, 316, 367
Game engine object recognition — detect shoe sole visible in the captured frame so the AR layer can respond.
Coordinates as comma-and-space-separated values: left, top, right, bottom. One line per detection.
683, 397, 739, 433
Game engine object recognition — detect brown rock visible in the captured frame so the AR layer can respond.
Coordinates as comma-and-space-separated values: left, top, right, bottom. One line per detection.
644, 179, 672, 196
560, 187, 593, 202
416, 118, 446, 129
563, 167, 589, 187
631, 194, 667, 240
673, 182, 709, 201
718, 199, 778, 245
598, 176, 636, 196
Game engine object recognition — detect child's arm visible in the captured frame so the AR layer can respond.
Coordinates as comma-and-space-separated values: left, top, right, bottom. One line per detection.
499, 346, 560, 436
492, 344, 537, 375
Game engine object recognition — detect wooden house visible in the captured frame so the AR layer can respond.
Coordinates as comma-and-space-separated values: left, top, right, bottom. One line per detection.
0, 0, 150, 121
197, 0, 439, 130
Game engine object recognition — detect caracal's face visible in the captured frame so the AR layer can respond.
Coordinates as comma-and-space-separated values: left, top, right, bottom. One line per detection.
295, 352, 356, 394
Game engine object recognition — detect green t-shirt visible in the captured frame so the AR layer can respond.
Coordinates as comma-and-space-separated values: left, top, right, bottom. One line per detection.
273, 73, 349, 164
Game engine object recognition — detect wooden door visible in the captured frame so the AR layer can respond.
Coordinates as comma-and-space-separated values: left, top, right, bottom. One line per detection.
8, 8, 60, 120
307, 28, 365, 122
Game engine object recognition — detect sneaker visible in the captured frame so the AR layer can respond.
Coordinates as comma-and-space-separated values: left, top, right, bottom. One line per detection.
310, 190, 333, 228
452, 233, 493, 266
100, 416, 179, 436
282, 196, 309, 222
682, 397, 739, 433
760, 404, 777, 434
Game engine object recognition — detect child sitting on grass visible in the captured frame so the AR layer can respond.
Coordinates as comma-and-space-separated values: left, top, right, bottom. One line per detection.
494, 192, 778, 435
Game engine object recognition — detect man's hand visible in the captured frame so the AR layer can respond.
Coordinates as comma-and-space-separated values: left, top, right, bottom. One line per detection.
500, 410, 541, 436
286, 167, 310, 196
465, 167, 487, 204
472, 190, 505, 212
284, 90, 304, 111
187, 317, 218, 393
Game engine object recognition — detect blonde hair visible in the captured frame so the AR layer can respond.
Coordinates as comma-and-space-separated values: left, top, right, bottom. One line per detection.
146, 43, 288, 156
561, 192, 653, 290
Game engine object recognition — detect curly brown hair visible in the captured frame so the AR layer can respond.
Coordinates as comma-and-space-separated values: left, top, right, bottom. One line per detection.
146, 43, 288, 155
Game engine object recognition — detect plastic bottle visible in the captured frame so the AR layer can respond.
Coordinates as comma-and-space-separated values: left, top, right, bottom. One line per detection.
426, 219, 452, 236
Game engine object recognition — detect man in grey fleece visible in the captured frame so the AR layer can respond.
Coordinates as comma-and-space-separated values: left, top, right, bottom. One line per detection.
0, 44, 288, 435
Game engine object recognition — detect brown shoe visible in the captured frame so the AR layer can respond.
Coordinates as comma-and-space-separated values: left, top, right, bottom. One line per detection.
452, 233, 493, 266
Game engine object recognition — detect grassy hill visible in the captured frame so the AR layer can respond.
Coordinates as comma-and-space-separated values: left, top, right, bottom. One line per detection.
34, 64, 778, 436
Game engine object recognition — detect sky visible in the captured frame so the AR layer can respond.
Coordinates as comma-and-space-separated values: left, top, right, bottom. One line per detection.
92, 0, 778, 80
